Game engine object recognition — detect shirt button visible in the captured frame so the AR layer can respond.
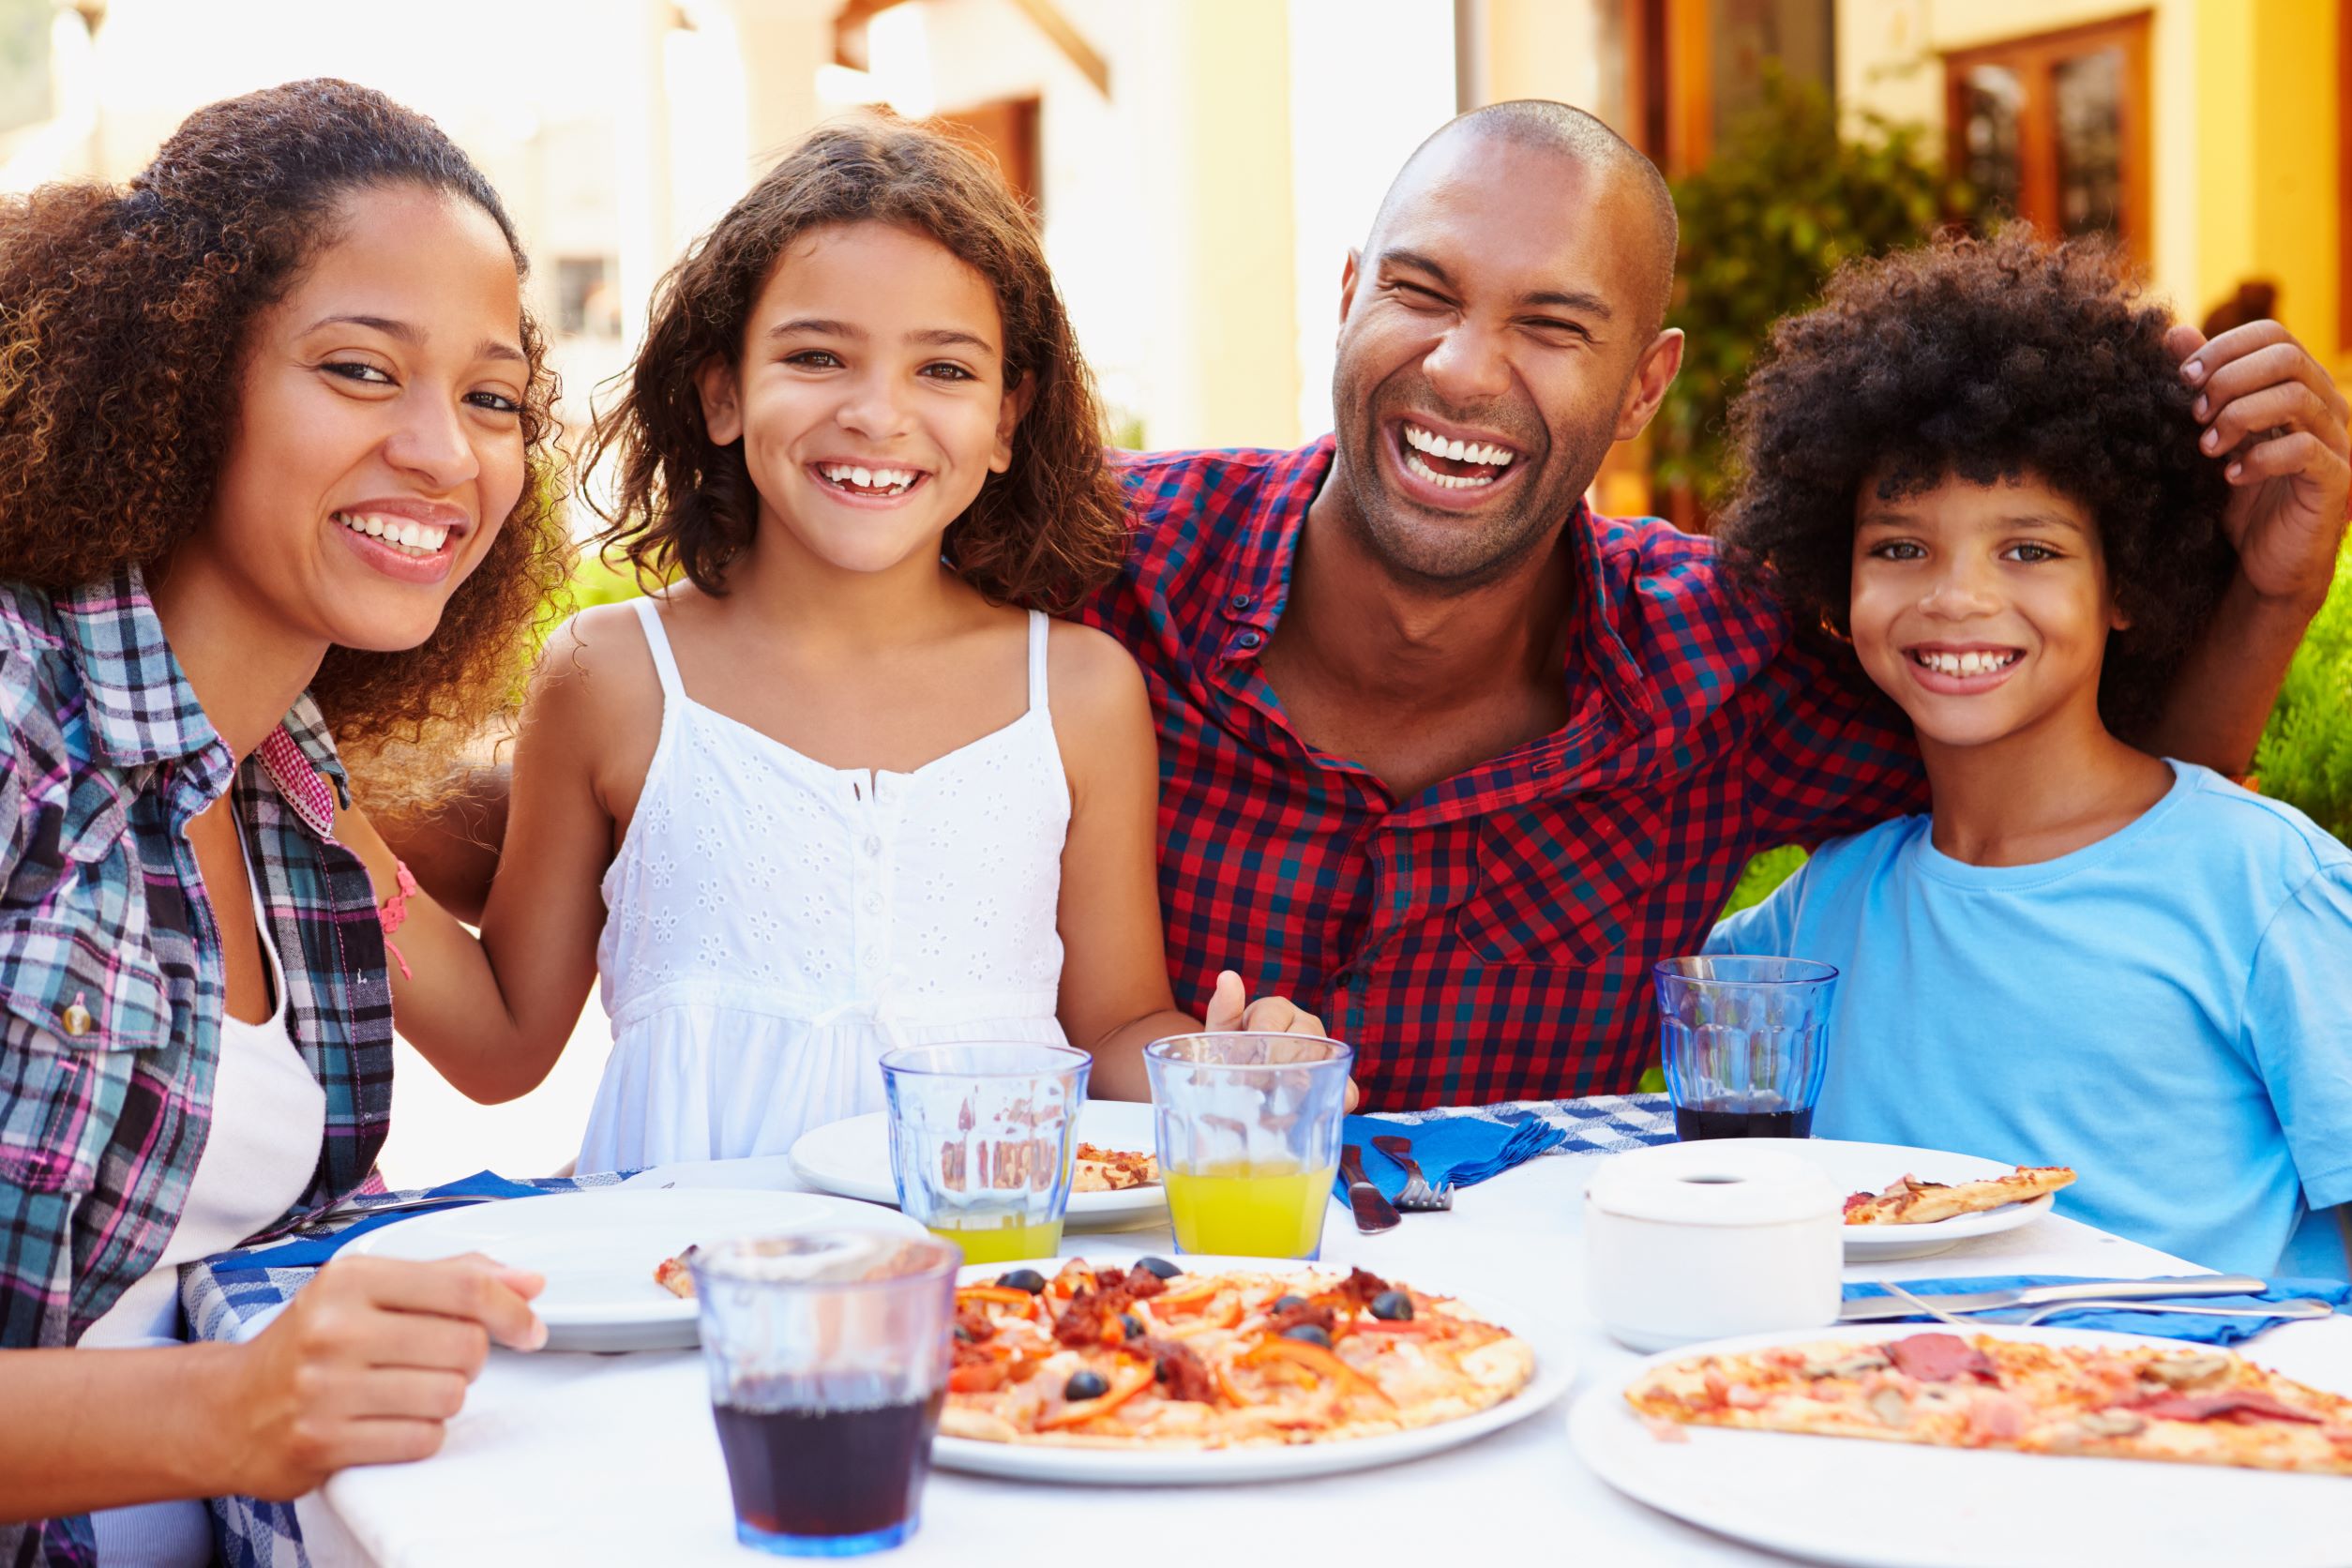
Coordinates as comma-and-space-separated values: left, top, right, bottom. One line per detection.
864, 893, 883, 914
863, 836, 882, 857
1235, 629, 1264, 651
861, 949, 881, 971
1228, 592, 1253, 611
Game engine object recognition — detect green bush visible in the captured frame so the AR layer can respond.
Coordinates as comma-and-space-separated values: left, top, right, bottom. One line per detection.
1657, 72, 1968, 510
2254, 543, 2352, 843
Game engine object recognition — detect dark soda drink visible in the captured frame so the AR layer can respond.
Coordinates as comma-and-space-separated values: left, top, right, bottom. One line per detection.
712, 1375, 944, 1549
1674, 1103, 1814, 1140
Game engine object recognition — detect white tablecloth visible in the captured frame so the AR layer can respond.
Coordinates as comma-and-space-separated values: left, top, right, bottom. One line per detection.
297, 1151, 2352, 1567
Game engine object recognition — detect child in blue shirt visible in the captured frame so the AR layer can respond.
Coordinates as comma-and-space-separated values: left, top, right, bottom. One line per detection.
1707, 232, 2352, 1278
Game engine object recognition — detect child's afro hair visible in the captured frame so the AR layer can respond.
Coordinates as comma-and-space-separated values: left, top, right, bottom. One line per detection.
1715, 228, 2236, 735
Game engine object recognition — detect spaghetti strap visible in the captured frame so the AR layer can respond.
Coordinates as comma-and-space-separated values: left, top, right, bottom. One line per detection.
1025, 611, 1049, 713
631, 596, 688, 706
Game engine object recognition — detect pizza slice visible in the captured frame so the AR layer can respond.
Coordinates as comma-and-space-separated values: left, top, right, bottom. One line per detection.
1627, 1332, 2352, 1476
654, 1246, 699, 1299
1072, 1142, 1160, 1192
1843, 1165, 2075, 1225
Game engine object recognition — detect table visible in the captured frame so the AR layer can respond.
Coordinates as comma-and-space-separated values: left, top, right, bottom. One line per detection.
273, 1148, 2352, 1568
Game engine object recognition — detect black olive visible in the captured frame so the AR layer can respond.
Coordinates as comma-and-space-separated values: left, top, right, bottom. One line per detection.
1120, 1313, 1145, 1338
1368, 1290, 1414, 1321
953, 1324, 972, 1342
1271, 1293, 1307, 1313
1136, 1255, 1181, 1279
997, 1268, 1048, 1293
1063, 1369, 1109, 1401
1280, 1323, 1333, 1348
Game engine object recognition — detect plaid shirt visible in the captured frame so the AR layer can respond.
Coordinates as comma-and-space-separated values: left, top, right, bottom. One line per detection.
1082, 439, 1924, 1108
0, 570, 394, 1568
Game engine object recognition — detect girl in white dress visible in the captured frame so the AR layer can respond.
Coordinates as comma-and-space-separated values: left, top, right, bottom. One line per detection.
380, 117, 1317, 1168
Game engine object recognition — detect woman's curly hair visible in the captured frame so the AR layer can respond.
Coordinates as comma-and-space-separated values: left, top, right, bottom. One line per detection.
1715, 229, 2235, 735
584, 112, 1124, 612
0, 79, 568, 804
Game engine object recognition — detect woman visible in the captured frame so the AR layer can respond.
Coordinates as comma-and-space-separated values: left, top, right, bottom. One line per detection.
0, 81, 565, 1564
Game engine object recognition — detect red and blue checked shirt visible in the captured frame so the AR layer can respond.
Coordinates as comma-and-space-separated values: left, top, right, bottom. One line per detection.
1, 570, 394, 1568
1082, 438, 1924, 1109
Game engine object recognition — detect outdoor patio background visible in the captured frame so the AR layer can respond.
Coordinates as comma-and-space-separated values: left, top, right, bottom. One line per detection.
0, 0, 2341, 1184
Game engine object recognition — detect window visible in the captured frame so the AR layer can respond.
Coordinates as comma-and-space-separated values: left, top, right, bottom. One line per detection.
1944, 14, 2151, 264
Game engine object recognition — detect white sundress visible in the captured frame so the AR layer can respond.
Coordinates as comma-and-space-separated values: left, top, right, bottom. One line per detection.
576, 597, 1072, 1173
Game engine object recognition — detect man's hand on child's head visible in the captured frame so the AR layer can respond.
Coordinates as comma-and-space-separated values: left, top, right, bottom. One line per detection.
2172, 320, 2351, 607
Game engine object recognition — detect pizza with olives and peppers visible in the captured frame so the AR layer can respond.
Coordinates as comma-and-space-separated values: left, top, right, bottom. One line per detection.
1627, 1332, 2352, 1476
940, 1258, 1535, 1448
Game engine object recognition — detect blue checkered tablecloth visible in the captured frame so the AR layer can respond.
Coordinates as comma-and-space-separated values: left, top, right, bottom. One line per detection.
1372, 1092, 1676, 1152
183, 1095, 1675, 1565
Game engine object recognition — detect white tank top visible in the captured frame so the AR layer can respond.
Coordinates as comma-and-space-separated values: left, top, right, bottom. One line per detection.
85, 844, 327, 1566
576, 597, 1073, 1172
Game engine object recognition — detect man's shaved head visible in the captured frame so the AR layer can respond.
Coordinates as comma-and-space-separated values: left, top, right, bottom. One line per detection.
1371, 100, 1679, 336
1321, 98, 1688, 592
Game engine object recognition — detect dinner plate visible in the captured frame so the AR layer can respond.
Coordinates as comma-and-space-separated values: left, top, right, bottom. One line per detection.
789, 1098, 1165, 1227
341, 1187, 925, 1351
1776, 1138, 2060, 1259
929, 1253, 1578, 1485
1569, 1323, 2349, 1568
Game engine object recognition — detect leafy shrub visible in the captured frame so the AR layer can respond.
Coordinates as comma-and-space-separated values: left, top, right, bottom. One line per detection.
2253, 543, 2352, 843
1657, 72, 1968, 511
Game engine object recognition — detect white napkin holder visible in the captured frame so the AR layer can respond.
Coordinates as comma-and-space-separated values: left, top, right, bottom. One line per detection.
1584, 1139, 1843, 1352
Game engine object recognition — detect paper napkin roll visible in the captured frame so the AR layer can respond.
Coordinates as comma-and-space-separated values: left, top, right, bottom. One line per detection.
1584, 1140, 1844, 1352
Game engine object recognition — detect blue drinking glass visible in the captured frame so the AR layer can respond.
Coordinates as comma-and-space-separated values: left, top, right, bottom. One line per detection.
1653, 957, 1840, 1140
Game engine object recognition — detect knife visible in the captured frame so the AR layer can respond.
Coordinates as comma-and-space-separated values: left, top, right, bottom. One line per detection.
1838, 1274, 2270, 1321
1337, 1144, 1401, 1233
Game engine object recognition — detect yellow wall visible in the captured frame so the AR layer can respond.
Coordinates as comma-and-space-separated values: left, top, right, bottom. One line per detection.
1134, 0, 1303, 447
1839, 0, 2344, 371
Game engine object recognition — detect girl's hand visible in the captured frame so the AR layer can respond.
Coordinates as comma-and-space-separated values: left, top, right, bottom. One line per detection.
1202, 970, 1361, 1109
216, 1253, 546, 1500
1202, 968, 1326, 1036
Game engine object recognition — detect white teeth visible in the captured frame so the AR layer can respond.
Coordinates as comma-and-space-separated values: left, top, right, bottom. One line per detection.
1402, 423, 1515, 469
1918, 650, 2016, 678
818, 462, 916, 493
336, 512, 452, 557
1404, 449, 1496, 490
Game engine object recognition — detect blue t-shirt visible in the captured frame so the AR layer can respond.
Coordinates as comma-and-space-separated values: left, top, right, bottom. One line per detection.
1708, 762, 2352, 1277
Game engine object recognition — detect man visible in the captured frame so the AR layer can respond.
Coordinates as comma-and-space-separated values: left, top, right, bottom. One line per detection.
399, 102, 2349, 1109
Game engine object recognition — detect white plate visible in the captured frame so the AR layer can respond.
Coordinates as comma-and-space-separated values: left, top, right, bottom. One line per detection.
1570, 1322, 2351, 1568
789, 1099, 1165, 1228
340, 1187, 924, 1351
929, 1254, 1576, 1485
1774, 1138, 2060, 1259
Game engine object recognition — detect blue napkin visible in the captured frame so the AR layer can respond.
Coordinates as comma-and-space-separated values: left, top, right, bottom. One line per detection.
210, 1170, 559, 1274
1842, 1274, 2350, 1346
1334, 1110, 1569, 1202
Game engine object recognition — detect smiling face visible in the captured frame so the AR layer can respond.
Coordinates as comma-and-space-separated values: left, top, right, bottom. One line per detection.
1850, 471, 2129, 750
1326, 131, 1680, 589
697, 220, 1022, 580
188, 183, 529, 653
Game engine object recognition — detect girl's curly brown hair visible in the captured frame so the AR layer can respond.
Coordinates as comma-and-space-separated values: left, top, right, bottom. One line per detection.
0, 79, 568, 804
584, 112, 1124, 612
1715, 229, 2235, 735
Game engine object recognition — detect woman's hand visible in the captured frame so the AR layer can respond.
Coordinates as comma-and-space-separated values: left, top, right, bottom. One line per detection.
214, 1253, 545, 1500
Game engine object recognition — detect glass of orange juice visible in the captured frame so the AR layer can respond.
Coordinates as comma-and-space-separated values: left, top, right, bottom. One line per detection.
1144, 1032, 1351, 1259
879, 1042, 1090, 1267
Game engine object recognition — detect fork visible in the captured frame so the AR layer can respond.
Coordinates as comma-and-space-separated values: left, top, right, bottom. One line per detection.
1369, 1135, 1454, 1212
